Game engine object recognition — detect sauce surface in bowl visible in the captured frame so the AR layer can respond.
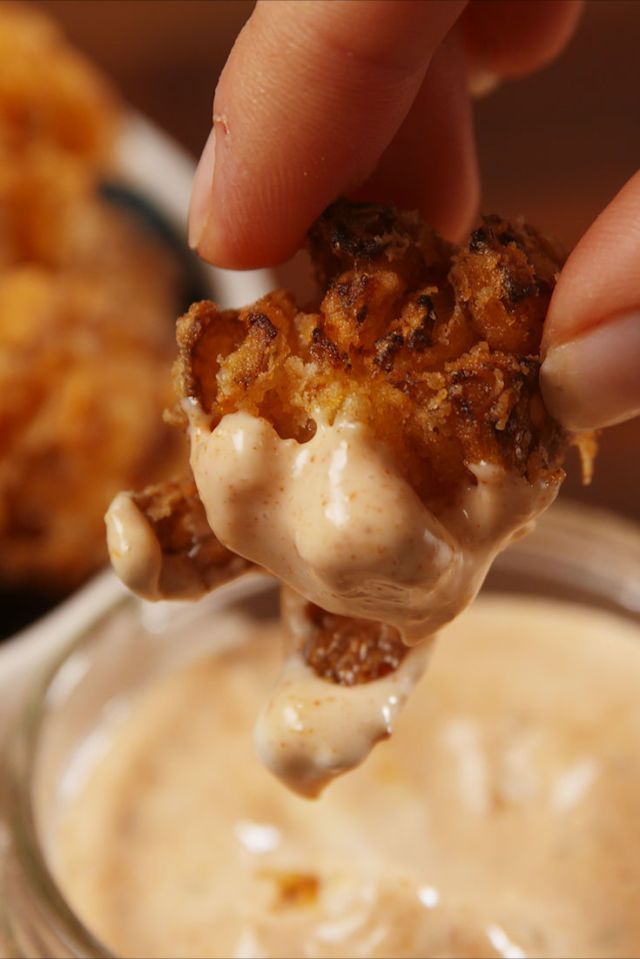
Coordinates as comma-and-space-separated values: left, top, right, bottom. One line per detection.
54, 596, 640, 959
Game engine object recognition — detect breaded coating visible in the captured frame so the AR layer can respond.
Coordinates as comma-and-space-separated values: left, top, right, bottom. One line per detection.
0, 267, 182, 592
0, 7, 185, 595
111, 200, 582, 690
132, 476, 252, 599
174, 201, 566, 505
0, 143, 184, 281
0, 147, 106, 270
0, 210, 184, 592
0, 3, 117, 166
302, 603, 407, 686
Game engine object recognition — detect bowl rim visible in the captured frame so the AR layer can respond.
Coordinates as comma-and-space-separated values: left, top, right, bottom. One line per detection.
3, 573, 268, 959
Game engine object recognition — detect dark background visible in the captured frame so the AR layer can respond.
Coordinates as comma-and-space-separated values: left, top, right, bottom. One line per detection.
36, 0, 640, 520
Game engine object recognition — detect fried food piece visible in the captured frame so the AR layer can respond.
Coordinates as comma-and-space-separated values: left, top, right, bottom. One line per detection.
109, 201, 587, 795
0, 267, 182, 592
163, 200, 573, 689
0, 3, 117, 166
108, 471, 402, 683
107, 476, 253, 601
0, 6, 186, 595
0, 146, 104, 270
0, 143, 185, 281
302, 603, 407, 686
174, 202, 566, 506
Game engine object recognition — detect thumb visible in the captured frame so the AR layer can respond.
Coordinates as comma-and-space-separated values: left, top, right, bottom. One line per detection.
541, 170, 640, 431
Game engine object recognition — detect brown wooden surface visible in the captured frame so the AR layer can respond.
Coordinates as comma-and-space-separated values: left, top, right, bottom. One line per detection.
36, 0, 640, 521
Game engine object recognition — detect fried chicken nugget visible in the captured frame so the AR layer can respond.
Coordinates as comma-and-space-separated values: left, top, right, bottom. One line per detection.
0, 7, 188, 597
174, 201, 565, 506
0, 3, 117, 166
108, 201, 586, 793
0, 144, 182, 277
133, 200, 572, 684
107, 476, 253, 601
0, 267, 181, 592
301, 602, 407, 686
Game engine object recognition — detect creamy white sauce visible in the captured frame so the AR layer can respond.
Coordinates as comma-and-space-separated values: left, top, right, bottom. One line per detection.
54, 597, 640, 959
106, 492, 165, 600
186, 407, 558, 794
256, 588, 431, 798
106, 485, 249, 602
106, 492, 218, 602
107, 403, 560, 796
190, 410, 556, 644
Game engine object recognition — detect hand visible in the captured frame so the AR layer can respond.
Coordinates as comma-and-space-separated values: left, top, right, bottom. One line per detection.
189, 0, 640, 435
541, 171, 640, 431
188, 0, 581, 268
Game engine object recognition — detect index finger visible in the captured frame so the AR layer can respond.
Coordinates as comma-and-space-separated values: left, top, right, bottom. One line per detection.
189, 0, 466, 269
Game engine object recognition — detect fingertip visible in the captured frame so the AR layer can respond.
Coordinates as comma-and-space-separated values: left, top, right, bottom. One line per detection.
194, 213, 302, 271
542, 311, 640, 431
541, 169, 640, 432
462, 0, 583, 80
190, 117, 309, 269
544, 169, 640, 351
354, 31, 479, 244
193, 0, 465, 269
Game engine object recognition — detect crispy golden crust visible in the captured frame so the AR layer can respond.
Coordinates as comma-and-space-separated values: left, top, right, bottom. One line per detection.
131, 476, 253, 597
302, 603, 407, 686
0, 267, 183, 592
0, 147, 110, 270
0, 3, 117, 166
142, 201, 579, 689
0, 7, 184, 593
174, 201, 566, 504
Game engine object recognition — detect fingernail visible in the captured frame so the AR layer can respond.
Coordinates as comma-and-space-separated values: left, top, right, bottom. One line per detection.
541, 311, 640, 431
188, 127, 216, 250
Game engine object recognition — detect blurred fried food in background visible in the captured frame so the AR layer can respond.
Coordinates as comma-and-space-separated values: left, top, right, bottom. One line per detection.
0, 2, 116, 163
0, 4, 183, 595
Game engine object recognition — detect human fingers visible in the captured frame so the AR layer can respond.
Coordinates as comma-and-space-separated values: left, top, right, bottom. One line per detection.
462, 0, 583, 94
541, 170, 640, 431
189, 0, 467, 269
353, 31, 479, 241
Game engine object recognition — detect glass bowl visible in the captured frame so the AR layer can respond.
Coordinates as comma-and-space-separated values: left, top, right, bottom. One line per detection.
1, 501, 640, 959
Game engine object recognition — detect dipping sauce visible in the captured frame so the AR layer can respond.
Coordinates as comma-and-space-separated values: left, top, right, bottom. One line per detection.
107, 409, 559, 794
188, 410, 557, 643
54, 596, 640, 958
